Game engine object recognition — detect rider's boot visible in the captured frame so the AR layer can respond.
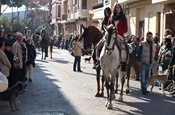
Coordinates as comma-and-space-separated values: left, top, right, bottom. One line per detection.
93, 60, 101, 70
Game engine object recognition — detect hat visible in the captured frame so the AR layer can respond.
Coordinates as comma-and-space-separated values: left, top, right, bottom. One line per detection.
5, 42, 12, 47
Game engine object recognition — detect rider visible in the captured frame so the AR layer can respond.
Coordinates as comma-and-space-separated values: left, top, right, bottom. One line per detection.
93, 7, 112, 69
44, 23, 52, 36
94, 3, 129, 71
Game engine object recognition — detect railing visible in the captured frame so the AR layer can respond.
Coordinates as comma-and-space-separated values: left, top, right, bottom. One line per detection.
92, 0, 109, 10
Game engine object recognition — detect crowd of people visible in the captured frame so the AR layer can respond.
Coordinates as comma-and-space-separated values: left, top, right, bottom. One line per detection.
0, 31, 36, 92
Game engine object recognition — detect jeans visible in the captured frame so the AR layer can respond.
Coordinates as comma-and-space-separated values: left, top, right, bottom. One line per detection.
73, 56, 81, 71
140, 63, 151, 93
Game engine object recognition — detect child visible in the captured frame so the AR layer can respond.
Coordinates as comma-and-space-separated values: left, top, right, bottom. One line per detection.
26, 38, 36, 82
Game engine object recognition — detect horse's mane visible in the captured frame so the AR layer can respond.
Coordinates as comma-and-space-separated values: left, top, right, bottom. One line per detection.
88, 26, 103, 37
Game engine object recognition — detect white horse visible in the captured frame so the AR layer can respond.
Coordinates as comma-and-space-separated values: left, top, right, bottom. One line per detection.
100, 24, 128, 109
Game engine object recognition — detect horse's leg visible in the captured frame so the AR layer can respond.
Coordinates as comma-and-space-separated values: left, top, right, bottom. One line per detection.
95, 70, 101, 97
50, 44, 53, 59
44, 46, 48, 60
105, 79, 110, 107
107, 79, 115, 109
41, 48, 43, 59
115, 72, 118, 94
100, 75, 105, 97
119, 71, 126, 102
126, 75, 130, 94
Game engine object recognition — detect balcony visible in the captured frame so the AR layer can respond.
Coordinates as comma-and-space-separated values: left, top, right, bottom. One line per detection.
92, 2, 103, 10
62, 13, 67, 20
92, 0, 109, 10
70, 14, 75, 20
118, 0, 142, 4
152, 0, 175, 4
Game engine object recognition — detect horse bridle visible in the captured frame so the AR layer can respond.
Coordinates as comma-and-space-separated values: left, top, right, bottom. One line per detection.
105, 32, 118, 51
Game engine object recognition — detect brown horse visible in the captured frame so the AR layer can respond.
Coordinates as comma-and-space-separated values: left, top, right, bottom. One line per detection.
80, 25, 105, 97
40, 28, 52, 60
80, 25, 131, 97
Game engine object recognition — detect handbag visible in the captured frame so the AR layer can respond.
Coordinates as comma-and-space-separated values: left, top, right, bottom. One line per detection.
70, 50, 74, 56
13, 45, 20, 69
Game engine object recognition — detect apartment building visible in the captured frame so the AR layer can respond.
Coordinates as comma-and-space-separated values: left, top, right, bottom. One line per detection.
118, 0, 175, 42
51, 0, 98, 36
51, 0, 62, 35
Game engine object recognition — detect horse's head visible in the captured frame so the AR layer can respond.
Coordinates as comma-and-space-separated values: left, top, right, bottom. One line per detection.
80, 25, 103, 51
103, 24, 117, 53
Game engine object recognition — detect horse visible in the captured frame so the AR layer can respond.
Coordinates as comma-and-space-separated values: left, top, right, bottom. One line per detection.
100, 24, 128, 109
80, 25, 105, 97
80, 25, 131, 99
40, 28, 52, 60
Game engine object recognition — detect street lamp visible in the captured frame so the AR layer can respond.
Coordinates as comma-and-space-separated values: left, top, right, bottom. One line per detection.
88, 9, 94, 17
88, 9, 94, 25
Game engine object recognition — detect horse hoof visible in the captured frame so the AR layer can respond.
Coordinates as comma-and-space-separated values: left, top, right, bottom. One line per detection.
105, 101, 108, 107
100, 92, 104, 97
115, 90, 118, 94
107, 103, 113, 109
119, 96, 123, 102
111, 93, 116, 100
126, 89, 130, 94
95, 93, 101, 97
41, 58, 43, 60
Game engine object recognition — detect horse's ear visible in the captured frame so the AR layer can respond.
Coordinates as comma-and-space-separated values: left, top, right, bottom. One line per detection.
81, 24, 85, 30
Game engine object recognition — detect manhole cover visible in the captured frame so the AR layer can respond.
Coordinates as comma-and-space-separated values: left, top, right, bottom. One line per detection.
33, 111, 68, 115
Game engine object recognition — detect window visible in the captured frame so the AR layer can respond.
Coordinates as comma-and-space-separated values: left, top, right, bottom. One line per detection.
82, 0, 87, 9
57, 5, 61, 18
139, 20, 144, 37
75, 0, 77, 4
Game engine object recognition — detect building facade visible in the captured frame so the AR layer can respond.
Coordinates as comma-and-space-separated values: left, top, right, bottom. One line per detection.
51, 0, 98, 36
118, 0, 175, 42
90, 0, 117, 30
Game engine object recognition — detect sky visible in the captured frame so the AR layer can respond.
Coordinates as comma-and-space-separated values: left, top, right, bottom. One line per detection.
1, 5, 26, 14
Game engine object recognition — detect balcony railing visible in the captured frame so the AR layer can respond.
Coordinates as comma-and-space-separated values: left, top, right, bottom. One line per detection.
92, 0, 109, 10
62, 13, 67, 20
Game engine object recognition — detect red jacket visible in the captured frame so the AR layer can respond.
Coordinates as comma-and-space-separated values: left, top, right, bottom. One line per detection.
114, 19, 128, 37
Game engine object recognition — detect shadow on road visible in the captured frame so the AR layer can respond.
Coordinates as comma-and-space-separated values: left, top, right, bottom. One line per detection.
112, 85, 175, 115
0, 60, 79, 115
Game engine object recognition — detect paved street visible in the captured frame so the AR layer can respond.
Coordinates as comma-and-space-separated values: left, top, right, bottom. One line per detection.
0, 48, 175, 115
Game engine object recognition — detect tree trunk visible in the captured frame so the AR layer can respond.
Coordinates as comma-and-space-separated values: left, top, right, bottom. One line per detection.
0, 0, 2, 16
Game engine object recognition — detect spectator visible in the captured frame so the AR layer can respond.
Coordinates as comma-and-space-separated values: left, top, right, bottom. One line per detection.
158, 37, 173, 72
72, 36, 83, 72
161, 29, 172, 46
12, 32, 27, 82
138, 32, 156, 95
0, 40, 11, 78
127, 35, 140, 81
26, 38, 36, 82
172, 37, 175, 46
4, 42, 16, 87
